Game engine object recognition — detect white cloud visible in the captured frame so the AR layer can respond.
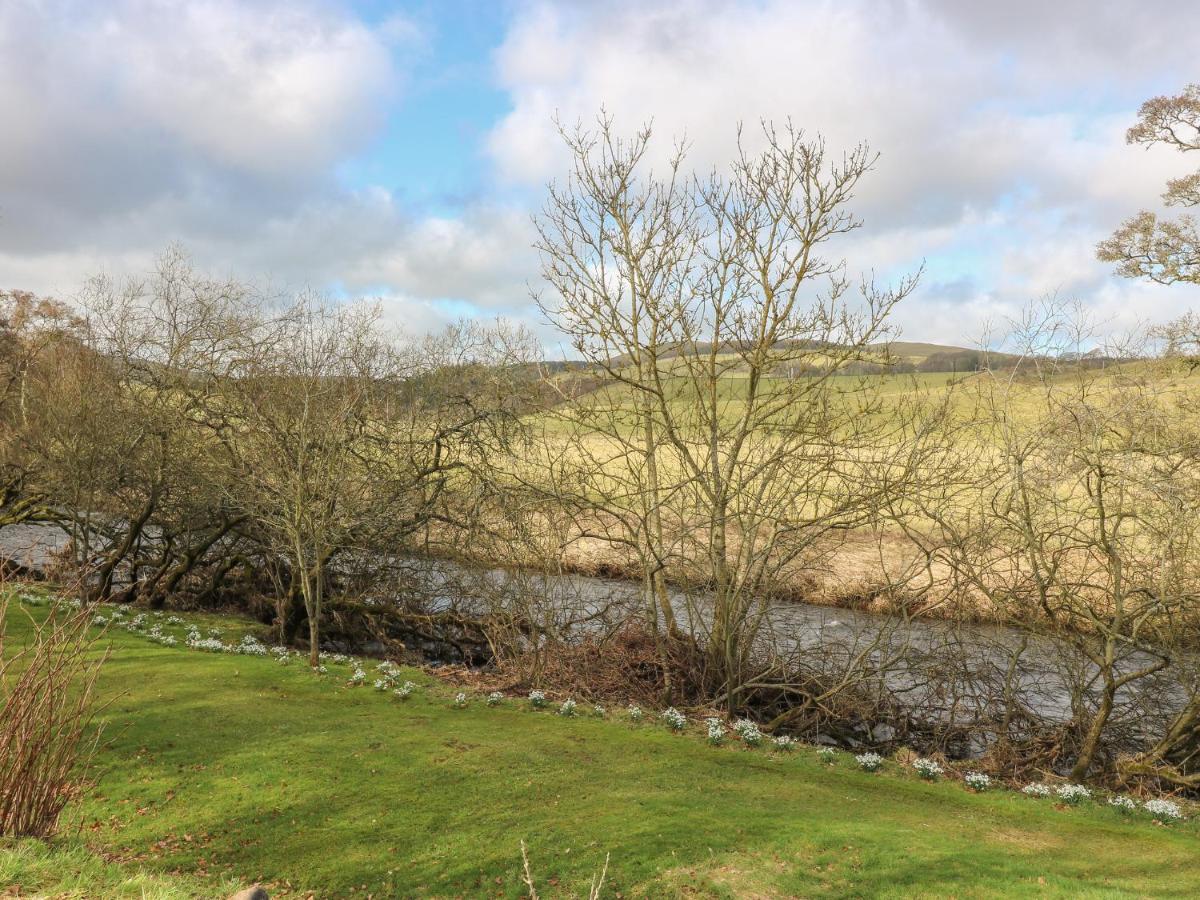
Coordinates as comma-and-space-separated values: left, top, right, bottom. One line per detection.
488, 0, 1200, 342
3, 0, 1200, 346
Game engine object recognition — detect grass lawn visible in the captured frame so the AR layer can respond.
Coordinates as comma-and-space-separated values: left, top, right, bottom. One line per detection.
2, 593, 1197, 899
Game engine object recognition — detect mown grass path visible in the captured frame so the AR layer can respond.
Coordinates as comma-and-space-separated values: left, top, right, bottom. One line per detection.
4, 602, 1198, 898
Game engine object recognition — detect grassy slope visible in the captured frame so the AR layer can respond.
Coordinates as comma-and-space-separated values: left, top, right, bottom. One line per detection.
4, 601, 1198, 899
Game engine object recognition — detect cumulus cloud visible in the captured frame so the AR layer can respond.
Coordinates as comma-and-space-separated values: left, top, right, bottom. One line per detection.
2, 0, 1199, 346
489, 0, 1200, 344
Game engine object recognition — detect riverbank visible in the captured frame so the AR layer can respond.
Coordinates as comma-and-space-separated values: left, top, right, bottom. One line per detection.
4, 588, 1197, 898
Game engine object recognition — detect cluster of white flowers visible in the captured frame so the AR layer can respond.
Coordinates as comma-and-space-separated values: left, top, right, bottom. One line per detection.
123, 613, 148, 631
371, 660, 404, 690
1056, 784, 1091, 805
487, 691, 504, 707
146, 625, 177, 647
393, 681, 415, 700
529, 690, 548, 709
592, 704, 605, 717
558, 698, 578, 717
185, 629, 226, 652
453, 692, 468, 709
817, 746, 837, 763
1144, 798, 1183, 822
319, 652, 350, 665
166, 615, 184, 625
235, 635, 267, 656
1108, 795, 1137, 813
732, 719, 762, 746
855, 752, 883, 772
92, 614, 108, 626
772, 735, 798, 752
661, 707, 687, 731
705, 717, 726, 745
964, 772, 990, 792
348, 667, 366, 686
913, 758, 943, 780
627, 704, 643, 722
271, 646, 293, 665
207, 627, 222, 638
1022, 783, 1051, 798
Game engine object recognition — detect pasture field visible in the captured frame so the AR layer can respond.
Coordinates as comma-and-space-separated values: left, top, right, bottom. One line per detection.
2, 592, 1197, 898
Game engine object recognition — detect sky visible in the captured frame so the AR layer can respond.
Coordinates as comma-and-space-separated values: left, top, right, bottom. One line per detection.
2, 0, 1199, 350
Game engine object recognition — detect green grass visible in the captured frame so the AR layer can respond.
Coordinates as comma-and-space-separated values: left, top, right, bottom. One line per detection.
4, 595, 1198, 898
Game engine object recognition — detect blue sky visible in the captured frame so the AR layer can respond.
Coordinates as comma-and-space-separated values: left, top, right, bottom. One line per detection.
338, 1, 513, 210
2, 0, 1198, 346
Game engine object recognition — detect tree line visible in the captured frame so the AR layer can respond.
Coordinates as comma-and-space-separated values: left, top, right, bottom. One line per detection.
3, 86, 1200, 789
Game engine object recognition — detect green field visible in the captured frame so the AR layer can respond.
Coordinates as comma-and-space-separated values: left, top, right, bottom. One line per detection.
2, 593, 1197, 898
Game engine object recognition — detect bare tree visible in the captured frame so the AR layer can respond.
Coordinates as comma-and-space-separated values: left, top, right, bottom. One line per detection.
892, 302, 1200, 780
534, 115, 920, 709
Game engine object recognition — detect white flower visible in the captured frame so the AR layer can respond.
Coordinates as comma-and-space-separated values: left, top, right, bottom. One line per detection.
964, 772, 990, 792
166, 615, 184, 625
705, 717, 726, 745
529, 690, 548, 708
92, 615, 107, 626
855, 752, 883, 772
453, 692, 468, 709
913, 758, 943, 780
1056, 784, 1091, 805
627, 704, 643, 722
558, 698, 578, 717
591, 704, 606, 717
661, 707, 687, 731
236, 635, 267, 656
348, 667, 366, 686
1108, 795, 1136, 813
1144, 798, 1183, 822
1022, 783, 1051, 798
393, 681, 414, 699
487, 691, 504, 706
772, 735, 798, 752
817, 746, 836, 763
732, 719, 762, 746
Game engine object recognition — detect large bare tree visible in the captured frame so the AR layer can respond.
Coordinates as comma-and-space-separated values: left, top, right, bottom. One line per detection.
534, 116, 920, 708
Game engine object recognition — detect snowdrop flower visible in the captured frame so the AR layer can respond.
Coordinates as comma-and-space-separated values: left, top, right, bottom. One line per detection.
92, 615, 108, 626
558, 698, 578, 717
661, 707, 687, 731
913, 758, 944, 780
1022, 783, 1051, 798
1108, 795, 1136, 813
528, 690, 548, 709
817, 747, 837, 763
487, 691, 504, 707
855, 752, 883, 772
1056, 784, 1091, 805
453, 692, 468, 709
964, 772, 990, 792
348, 667, 366, 686
732, 719, 762, 746
394, 681, 415, 700
591, 704, 605, 717
705, 717, 726, 745
1144, 798, 1183, 822
627, 704, 643, 722
772, 735, 798, 752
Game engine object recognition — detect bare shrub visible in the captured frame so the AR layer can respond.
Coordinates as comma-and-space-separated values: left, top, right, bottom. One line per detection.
0, 586, 108, 837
